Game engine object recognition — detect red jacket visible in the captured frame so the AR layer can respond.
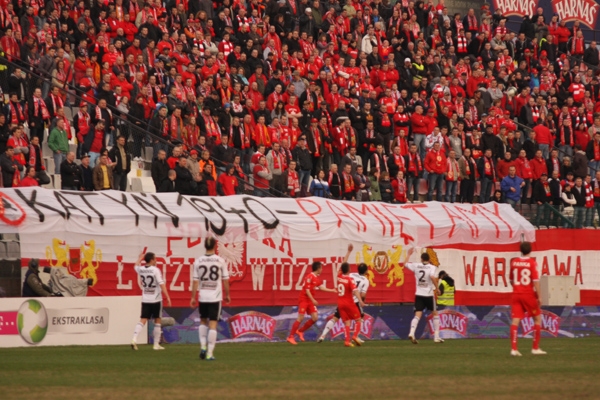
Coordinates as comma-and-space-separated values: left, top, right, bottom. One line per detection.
411, 113, 429, 135
531, 157, 548, 180
424, 150, 447, 174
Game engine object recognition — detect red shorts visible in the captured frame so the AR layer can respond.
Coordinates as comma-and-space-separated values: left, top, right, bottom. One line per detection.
338, 303, 361, 322
298, 300, 317, 315
511, 293, 540, 319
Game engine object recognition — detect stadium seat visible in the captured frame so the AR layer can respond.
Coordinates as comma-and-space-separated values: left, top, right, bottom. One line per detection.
131, 177, 143, 193
45, 157, 55, 174
5, 241, 20, 259
52, 174, 62, 189
1, 233, 19, 241
141, 177, 156, 193
145, 147, 154, 162
0, 242, 7, 260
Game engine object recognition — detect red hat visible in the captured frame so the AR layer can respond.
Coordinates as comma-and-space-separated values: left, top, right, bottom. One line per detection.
420, 90, 427, 96
311, 118, 318, 123
524, 49, 531, 53
504, 110, 510, 115
532, 68, 538, 73
190, 150, 198, 155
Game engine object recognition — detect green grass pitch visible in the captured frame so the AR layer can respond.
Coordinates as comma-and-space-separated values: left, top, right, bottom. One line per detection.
1, 338, 599, 399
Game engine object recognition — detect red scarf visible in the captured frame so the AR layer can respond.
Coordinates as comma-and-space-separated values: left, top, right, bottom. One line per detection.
551, 157, 560, 177
447, 157, 459, 181
287, 170, 299, 195
170, 115, 183, 139
543, 181, 551, 197
594, 140, 600, 161
312, 128, 321, 157
342, 171, 354, 193
95, 106, 112, 124
408, 152, 422, 172
560, 126, 573, 146
34, 97, 50, 119
484, 156, 495, 180
393, 153, 405, 172
395, 178, 406, 202
272, 150, 285, 170
8, 102, 24, 124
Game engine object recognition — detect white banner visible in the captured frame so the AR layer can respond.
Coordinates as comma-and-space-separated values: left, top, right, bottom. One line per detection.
436, 249, 599, 292
0, 188, 535, 247
0, 296, 146, 347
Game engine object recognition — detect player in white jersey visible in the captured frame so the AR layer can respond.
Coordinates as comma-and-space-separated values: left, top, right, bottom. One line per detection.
404, 247, 442, 344
190, 237, 230, 361
317, 262, 369, 345
131, 250, 172, 350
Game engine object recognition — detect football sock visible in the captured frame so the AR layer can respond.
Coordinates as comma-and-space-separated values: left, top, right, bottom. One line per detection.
321, 319, 336, 338
409, 316, 420, 337
289, 320, 301, 337
153, 324, 162, 345
533, 324, 541, 350
132, 322, 144, 341
510, 324, 518, 351
207, 329, 217, 356
353, 320, 361, 339
199, 324, 208, 349
433, 315, 440, 339
344, 325, 351, 342
298, 319, 315, 333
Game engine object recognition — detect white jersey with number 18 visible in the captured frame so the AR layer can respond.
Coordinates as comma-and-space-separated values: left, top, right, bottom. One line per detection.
134, 265, 165, 303
192, 254, 229, 303
405, 262, 438, 297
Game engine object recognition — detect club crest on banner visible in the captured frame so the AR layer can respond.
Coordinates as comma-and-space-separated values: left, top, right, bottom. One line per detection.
520, 310, 561, 336
45, 239, 102, 285
356, 245, 406, 288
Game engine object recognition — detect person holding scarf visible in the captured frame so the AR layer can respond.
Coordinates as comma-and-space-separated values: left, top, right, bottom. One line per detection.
391, 170, 408, 204
445, 150, 460, 203
284, 160, 300, 198
29, 88, 50, 144
516, 149, 534, 205
405, 143, 423, 202
425, 142, 447, 202
477, 148, 496, 203
459, 148, 478, 204
341, 163, 355, 200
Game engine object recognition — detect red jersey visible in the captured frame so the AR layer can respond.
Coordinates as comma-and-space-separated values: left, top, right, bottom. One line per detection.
510, 257, 539, 295
299, 272, 322, 302
337, 273, 357, 307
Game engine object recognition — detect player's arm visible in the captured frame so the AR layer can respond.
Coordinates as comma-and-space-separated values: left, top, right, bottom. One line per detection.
190, 265, 199, 308
431, 275, 441, 296
223, 278, 231, 304
306, 288, 319, 305
317, 284, 337, 294
403, 247, 415, 264
533, 280, 541, 305
353, 289, 366, 307
134, 248, 146, 267
160, 283, 172, 307
342, 243, 353, 264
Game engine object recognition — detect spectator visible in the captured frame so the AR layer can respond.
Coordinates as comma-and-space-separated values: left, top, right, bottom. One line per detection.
573, 144, 589, 179
571, 177, 587, 228
174, 156, 195, 195
108, 135, 132, 191
93, 154, 115, 191
425, 141, 446, 202
252, 155, 272, 197
79, 154, 94, 191
310, 169, 331, 198
459, 148, 477, 204
22, 259, 53, 297
217, 164, 239, 196
340, 163, 356, 201
391, 170, 408, 204
158, 170, 178, 193
293, 136, 313, 196
151, 150, 169, 191
0, 146, 23, 187
60, 152, 81, 190
267, 142, 286, 196
20, 167, 40, 187
202, 164, 217, 196
48, 118, 69, 174
445, 150, 459, 203
284, 160, 301, 198
353, 165, 371, 202
477, 149, 496, 203
501, 165, 525, 208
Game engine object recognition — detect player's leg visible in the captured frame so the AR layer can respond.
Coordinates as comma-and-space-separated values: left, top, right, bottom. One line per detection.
352, 303, 365, 345
287, 310, 305, 345
431, 301, 443, 343
297, 310, 319, 341
318, 311, 339, 342
529, 298, 546, 355
198, 302, 210, 359
339, 308, 353, 347
510, 297, 525, 356
152, 303, 164, 350
409, 296, 424, 344
206, 303, 221, 360
132, 303, 150, 350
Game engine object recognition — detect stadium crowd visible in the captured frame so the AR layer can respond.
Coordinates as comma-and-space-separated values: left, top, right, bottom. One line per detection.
0, 0, 599, 225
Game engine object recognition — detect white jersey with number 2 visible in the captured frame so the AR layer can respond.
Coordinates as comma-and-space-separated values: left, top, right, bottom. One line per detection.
192, 254, 229, 303
405, 262, 438, 297
134, 265, 165, 303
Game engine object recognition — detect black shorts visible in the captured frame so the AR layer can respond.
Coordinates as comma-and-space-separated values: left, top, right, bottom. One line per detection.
141, 302, 162, 319
199, 302, 222, 321
414, 295, 436, 312
334, 302, 364, 319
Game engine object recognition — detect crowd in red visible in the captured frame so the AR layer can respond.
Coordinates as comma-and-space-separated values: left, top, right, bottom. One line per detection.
0, 0, 598, 225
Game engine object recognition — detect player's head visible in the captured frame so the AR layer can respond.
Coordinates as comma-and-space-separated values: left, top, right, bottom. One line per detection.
205, 237, 217, 251
341, 262, 350, 274
144, 252, 155, 265
311, 261, 322, 273
520, 241, 532, 256
421, 253, 430, 263
438, 270, 447, 279
357, 263, 368, 275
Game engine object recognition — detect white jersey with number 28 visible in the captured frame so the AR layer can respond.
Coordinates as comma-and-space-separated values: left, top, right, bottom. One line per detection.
192, 254, 229, 303
405, 262, 438, 297
134, 265, 165, 303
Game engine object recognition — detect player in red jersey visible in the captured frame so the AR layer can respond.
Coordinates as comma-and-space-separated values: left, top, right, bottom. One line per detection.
287, 245, 352, 345
509, 241, 547, 356
337, 261, 366, 347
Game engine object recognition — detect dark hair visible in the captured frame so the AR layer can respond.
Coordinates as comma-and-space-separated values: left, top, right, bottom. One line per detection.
311, 261, 322, 272
205, 237, 217, 250
357, 263, 368, 275
144, 252, 155, 263
520, 241, 532, 255
341, 262, 350, 274
421, 253, 430, 262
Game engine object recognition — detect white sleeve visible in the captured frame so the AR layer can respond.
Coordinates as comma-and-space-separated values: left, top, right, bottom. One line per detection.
221, 258, 230, 280
154, 267, 165, 285
405, 263, 416, 273
359, 279, 368, 294
192, 260, 199, 280
429, 266, 438, 279
134, 265, 141, 274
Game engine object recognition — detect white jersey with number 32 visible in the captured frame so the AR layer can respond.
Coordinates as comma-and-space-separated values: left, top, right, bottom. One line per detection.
134, 265, 165, 303
350, 273, 369, 303
192, 254, 229, 303
405, 262, 438, 297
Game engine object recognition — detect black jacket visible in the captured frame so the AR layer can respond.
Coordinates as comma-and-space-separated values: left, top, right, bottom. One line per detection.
151, 158, 170, 189
108, 145, 132, 174
158, 178, 177, 193
60, 160, 81, 188
0, 153, 22, 187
